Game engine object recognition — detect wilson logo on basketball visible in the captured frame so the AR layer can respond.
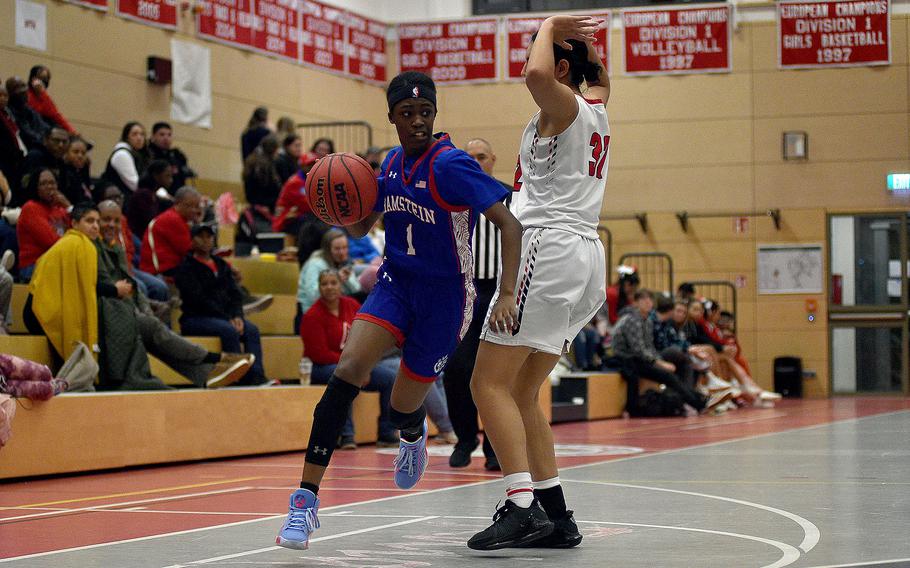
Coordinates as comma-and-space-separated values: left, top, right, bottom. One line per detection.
313, 178, 331, 224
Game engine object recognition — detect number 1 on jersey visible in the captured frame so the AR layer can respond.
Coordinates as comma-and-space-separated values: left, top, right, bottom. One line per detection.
406, 223, 416, 256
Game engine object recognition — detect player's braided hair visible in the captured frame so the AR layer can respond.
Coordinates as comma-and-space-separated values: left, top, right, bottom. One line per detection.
531, 33, 602, 89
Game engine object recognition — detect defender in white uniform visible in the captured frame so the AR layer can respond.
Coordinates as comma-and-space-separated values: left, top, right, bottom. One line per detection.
469, 15, 609, 552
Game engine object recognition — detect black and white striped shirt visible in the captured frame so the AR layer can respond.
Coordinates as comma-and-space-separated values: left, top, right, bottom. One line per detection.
473, 181, 512, 281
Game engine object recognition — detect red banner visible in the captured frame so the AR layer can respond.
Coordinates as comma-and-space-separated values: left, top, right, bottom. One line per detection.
65, 0, 108, 10
505, 13, 611, 81
397, 19, 499, 83
251, 0, 301, 61
301, 0, 346, 73
778, 0, 890, 68
345, 11, 387, 84
116, 0, 177, 29
621, 4, 731, 75
197, 0, 254, 49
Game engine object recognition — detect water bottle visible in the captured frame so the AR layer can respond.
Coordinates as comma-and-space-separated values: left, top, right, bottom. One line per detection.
299, 357, 312, 385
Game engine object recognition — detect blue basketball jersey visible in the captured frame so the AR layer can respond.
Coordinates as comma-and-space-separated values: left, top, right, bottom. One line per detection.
377, 134, 508, 277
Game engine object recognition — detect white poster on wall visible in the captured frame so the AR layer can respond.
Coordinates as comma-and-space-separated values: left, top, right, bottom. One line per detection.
15, 0, 47, 52
757, 244, 824, 294
170, 39, 212, 129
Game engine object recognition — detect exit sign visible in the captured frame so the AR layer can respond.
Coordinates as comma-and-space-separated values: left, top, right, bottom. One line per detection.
888, 174, 910, 192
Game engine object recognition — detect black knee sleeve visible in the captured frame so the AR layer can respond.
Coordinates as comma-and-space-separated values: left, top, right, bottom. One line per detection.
305, 376, 361, 466
390, 405, 426, 441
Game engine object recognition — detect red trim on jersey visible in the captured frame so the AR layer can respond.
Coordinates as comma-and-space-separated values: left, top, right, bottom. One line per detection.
398, 134, 450, 186
401, 360, 437, 384
354, 313, 405, 346
583, 97, 604, 105
428, 146, 469, 213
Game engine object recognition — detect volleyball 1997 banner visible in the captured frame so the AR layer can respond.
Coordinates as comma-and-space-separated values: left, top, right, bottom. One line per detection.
778, 0, 890, 68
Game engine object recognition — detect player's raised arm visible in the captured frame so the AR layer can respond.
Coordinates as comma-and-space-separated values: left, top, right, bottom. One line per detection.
481, 202, 522, 332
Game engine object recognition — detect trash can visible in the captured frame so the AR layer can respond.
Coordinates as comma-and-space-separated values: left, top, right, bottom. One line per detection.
774, 356, 803, 398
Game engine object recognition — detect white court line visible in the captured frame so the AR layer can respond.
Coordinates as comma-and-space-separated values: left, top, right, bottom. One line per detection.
0, 487, 252, 523
565, 479, 821, 554
253, 485, 423, 492
160, 516, 438, 567
680, 412, 790, 430
805, 558, 910, 568
2, 409, 905, 564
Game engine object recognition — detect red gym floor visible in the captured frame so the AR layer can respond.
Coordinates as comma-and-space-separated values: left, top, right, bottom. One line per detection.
1, 397, 908, 561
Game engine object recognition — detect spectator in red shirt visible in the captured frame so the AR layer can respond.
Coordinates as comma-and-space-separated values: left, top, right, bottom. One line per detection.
26, 66, 76, 135
16, 168, 70, 281
603, 265, 640, 325
301, 269, 398, 448
140, 187, 201, 277
272, 151, 317, 235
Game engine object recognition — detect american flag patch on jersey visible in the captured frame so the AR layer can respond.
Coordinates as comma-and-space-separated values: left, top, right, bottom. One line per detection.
415, 180, 427, 189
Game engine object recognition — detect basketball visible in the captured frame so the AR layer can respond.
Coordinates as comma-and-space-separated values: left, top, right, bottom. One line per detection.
305, 153, 378, 226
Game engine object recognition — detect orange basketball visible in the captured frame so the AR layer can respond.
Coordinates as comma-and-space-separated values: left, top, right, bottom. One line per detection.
305, 153, 378, 226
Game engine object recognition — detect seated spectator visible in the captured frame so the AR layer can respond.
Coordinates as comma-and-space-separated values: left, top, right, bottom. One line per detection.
243, 134, 282, 211
677, 282, 696, 302
652, 295, 699, 389
4, 77, 49, 152
60, 135, 93, 204
175, 224, 267, 385
0, 169, 18, 271
16, 168, 70, 281
347, 230, 380, 270
297, 229, 362, 313
310, 137, 334, 158
148, 122, 195, 191
603, 265, 640, 326
275, 115, 296, 141
0, 83, 27, 201
26, 65, 76, 134
301, 269, 398, 448
241, 106, 271, 160
273, 151, 318, 236
126, 160, 173, 237
571, 322, 603, 371
612, 290, 721, 415
102, 121, 149, 197
96, 200, 252, 388
22, 126, 69, 190
275, 134, 303, 183
140, 187, 201, 277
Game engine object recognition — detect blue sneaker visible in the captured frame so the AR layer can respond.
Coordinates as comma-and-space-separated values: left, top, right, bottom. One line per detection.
393, 419, 429, 489
276, 489, 320, 550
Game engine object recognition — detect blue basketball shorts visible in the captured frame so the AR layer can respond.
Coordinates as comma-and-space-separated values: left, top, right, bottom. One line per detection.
355, 263, 476, 382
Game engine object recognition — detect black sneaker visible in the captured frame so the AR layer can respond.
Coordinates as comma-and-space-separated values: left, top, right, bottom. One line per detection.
484, 455, 501, 472
449, 444, 473, 468
467, 500, 554, 551
519, 510, 583, 549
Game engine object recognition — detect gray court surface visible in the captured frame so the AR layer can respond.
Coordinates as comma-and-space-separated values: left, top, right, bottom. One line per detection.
5, 411, 910, 568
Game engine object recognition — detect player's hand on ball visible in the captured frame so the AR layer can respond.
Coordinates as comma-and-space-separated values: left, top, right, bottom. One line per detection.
543, 15, 601, 49
489, 294, 518, 333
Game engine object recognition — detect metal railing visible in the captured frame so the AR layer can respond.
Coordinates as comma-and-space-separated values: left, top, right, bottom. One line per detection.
618, 251, 674, 295
296, 121, 374, 155
687, 280, 738, 332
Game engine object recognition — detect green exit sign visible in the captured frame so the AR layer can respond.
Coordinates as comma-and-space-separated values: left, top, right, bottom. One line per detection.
889, 174, 910, 192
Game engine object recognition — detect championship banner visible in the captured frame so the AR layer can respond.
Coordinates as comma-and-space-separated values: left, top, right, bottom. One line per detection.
301, 0, 346, 74
778, 0, 890, 68
345, 11, 387, 84
196, 0, 254, 49
251, 0, 301, 61
116, 0, 177, 30
64, 0, 107, 10
397, 18, 499, 83
621, 4, 732, 75
504, 13, 611, 81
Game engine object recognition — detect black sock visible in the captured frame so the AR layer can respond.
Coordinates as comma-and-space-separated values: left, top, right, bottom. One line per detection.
299, 481, 319, 495
534, 485, 568, 520
203, 352, 220, 364
305, 376, 361, 466
390, 405, 426, 442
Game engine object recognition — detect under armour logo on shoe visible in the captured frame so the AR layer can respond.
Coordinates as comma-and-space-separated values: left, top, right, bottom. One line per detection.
313, 446, 328, 455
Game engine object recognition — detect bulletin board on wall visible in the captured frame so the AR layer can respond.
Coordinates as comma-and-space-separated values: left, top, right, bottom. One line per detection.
757, 244, 824, 294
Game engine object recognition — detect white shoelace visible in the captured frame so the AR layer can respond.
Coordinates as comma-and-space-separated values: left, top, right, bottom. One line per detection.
393, 440, 420, 476
287, 507, 319, 532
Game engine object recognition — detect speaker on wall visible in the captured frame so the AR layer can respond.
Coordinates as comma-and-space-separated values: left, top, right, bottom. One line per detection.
147, 56, 172, 85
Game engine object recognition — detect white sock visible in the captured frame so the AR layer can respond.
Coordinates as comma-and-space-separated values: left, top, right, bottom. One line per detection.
504, 472, 534, 508
532, 476, 560, 491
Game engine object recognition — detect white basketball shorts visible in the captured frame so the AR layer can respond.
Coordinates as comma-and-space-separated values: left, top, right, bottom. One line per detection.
481, 227, 606, 355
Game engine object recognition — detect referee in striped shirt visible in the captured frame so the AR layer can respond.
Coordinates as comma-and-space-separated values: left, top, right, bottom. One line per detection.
444, 138, 511, 471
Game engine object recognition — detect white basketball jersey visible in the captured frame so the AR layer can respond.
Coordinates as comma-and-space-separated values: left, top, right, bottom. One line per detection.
512, 94, 610, 239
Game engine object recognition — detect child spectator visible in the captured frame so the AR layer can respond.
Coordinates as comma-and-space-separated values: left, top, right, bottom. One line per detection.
102, 121, 149, 196
297, 229, 361, 313
241, 107, 271, 160
26, 66, 76, 135
60, 135, 93, 204
301, 269, 399, 448
242, 134, 282, 211
139, 187, 201, 277
604, 265, 640, 325
175, 224, 268, 385
16, 168, 70, 281
275, 134, 303, 183
4, 76, 49, 151
148, 122, 195, 191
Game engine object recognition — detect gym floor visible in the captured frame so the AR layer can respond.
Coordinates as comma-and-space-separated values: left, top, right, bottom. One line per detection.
2, 397, 909, 568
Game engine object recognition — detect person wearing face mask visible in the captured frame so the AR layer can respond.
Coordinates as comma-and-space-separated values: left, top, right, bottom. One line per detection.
26, 66, 76, 135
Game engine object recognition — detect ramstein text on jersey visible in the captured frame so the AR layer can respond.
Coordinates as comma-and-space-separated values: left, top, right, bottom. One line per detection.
383, 194, 437, 225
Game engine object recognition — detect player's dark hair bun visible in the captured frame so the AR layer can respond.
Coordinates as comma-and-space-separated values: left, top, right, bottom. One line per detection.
531, 33, 603, 89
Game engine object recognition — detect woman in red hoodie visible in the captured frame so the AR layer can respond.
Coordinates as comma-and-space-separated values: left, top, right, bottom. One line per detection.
16, 168, 70, 281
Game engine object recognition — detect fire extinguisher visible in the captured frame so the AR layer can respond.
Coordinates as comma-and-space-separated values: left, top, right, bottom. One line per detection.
831, 274, 843, 305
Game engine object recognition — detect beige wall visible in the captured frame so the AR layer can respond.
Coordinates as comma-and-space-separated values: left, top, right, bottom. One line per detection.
4, 3, 910, 394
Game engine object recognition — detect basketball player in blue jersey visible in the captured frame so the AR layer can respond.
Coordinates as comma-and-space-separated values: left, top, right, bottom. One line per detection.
277, 71, 523, 550
468, 16, 608, 550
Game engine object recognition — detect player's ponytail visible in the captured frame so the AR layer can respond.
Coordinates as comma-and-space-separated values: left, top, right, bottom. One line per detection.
531, 33, 603, 89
